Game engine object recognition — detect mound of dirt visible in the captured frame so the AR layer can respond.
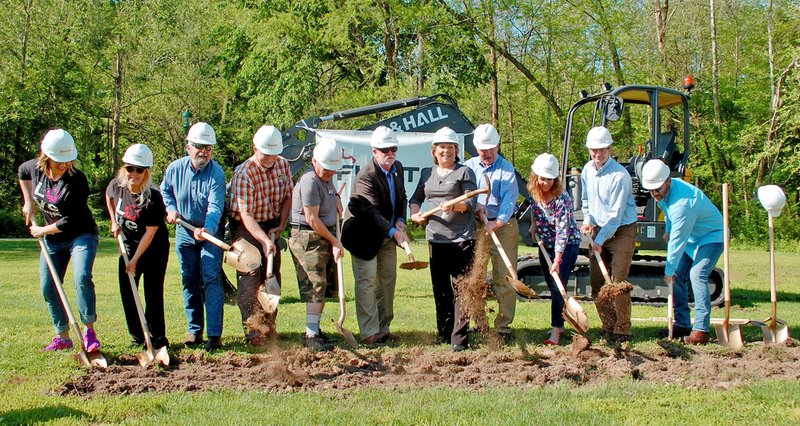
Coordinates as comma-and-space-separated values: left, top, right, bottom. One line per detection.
60, 341, 800, 397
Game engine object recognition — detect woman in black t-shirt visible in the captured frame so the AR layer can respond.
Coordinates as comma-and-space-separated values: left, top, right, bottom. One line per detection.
105, 144, 170, 349
18, 129, 102, 352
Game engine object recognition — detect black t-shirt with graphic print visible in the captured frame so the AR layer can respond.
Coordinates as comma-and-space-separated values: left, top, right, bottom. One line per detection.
18, 159, 98, 242
105, 181, 169, 253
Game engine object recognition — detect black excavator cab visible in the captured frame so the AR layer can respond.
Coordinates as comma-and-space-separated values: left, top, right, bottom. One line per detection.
515, 84, 723, 306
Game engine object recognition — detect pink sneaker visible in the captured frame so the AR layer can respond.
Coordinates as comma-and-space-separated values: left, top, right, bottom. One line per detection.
84, 328, 101, 352
43, 336, 73, 352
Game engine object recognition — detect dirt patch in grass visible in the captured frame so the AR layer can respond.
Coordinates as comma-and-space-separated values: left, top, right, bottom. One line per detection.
60, 339, 800, 396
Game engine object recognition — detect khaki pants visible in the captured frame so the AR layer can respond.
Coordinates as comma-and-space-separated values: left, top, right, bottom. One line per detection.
352, 238, 398, 338
479, 218, 519, 334
590, 223, 636, 335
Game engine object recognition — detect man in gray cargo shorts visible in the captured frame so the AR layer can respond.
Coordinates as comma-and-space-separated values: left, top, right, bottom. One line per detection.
288, 137, 344, 352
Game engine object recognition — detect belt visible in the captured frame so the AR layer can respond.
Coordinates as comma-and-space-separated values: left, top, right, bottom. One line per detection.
291, 223, 335, 233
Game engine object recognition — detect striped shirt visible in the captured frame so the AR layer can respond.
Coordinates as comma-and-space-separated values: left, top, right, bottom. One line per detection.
229, 155, 293, 222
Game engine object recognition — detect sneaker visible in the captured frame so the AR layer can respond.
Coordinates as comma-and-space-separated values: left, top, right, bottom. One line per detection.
43, 336, 73, 352
205, 336, 223, 351
303, 334, 333, 352
452, 344, 468, 352
84, 329, 101, 352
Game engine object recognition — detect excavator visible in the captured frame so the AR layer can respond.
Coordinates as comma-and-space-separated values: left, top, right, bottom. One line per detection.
277, 88, 724, 307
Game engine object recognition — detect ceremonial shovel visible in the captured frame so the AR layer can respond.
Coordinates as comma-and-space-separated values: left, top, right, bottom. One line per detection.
400, 231, 428, 270
116, 235, 169, 367
33, 219, 107, 369
257, 233, 281, 314
712, 184, 746, 348
332, 217, 358, 348
535, 234, 589, 334
176, 218, 261, 273
758, 198, 789, 344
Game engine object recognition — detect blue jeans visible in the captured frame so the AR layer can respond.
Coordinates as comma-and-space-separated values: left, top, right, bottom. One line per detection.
539, 243, 580, 328
672, 242, 723, 332
39, 234, 99, 334
176, 227, 224, 337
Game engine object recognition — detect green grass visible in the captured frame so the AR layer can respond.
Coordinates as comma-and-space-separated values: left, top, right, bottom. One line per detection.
1, 239, 799, 425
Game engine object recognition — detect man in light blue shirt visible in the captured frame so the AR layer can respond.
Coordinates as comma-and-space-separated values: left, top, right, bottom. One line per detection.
161, 122, 227, 351
465, 123, 519, 342
641, 159, 723, 345
580, 126, 637, 342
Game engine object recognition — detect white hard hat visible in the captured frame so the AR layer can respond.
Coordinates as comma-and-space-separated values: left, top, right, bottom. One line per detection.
473, 123, 500, 150
432, 127, 458, 145
370, 126, 398, 149
41, 129, 77, 162
586, 126, 613, 149
186, 122, 217, 146
253, 125, 283, 155
122, 143, 154, 168
758, 185, 787, 218
640, 159, 671, 190
531, 153, 559, 179
313, 137, 343, 171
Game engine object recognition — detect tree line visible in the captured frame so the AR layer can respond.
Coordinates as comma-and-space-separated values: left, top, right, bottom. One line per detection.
1, 0, 798, 243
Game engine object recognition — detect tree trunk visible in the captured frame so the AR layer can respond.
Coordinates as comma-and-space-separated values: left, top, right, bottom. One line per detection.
755, 59, 800, 188
654, 0, 669, 85
382, 2, 398, 95
710, 0, 722, 135
416, 30, 425, 94
112, 49, 123, 173
767, 0, 776, 106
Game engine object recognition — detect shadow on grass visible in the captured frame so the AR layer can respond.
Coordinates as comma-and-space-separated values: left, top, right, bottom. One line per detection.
731, 288, 800, 308
0, 405, 90, 424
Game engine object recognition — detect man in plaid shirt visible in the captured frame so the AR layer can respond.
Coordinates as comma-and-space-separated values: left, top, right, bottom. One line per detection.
229, 125, 294, 345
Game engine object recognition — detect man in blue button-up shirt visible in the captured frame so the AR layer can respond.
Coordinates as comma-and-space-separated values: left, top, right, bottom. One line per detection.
580, 126, 638, 342
465, 123, 519, 342
641, 159, 723, 345
161, 122, 227, 351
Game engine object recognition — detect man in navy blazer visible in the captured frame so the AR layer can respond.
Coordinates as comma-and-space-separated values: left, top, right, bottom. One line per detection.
342, 126, 409, 344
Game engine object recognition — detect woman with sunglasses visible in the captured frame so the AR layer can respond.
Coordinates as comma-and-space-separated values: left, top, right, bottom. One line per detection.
528, 153, 581, 345
18, 129, 102, 352
409, 127, 477, 352
105, 144, 170, 349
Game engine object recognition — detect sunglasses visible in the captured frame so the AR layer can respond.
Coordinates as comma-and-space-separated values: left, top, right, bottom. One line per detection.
650, 182, 668, 194
125, 165, 148, 174
190, 142, 213, 151
377, 146, 398, 154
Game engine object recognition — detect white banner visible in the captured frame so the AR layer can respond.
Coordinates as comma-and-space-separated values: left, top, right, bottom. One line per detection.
310, 129, 465, 216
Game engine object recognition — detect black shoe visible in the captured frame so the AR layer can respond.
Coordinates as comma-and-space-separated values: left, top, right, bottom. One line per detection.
452, 344, 468, 352
205, 336, 222, 351
658, 326, 692, 338
498, 332, 513, 345
303, 334, 333, 352
130, 338, 145, 348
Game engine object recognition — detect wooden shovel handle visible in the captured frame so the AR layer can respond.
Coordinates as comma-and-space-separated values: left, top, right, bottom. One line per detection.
116, 234, 157, 354
176, 218, 231, 251
722, 183, 731, 325
585, 233, 612, 282
481, 214, 518, 280
420, 187, 489, 219
535, 237, 568, 298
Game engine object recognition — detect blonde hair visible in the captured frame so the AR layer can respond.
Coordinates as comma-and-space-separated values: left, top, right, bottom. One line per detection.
37, 152, 76, 178
114, 166, 153, 206
527, 171, 563, 204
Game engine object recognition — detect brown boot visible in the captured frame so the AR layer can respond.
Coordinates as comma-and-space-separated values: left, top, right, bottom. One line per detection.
684, 330, 709, 345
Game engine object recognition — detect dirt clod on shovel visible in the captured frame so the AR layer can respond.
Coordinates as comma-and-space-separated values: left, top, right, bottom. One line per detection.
245, 305, 278, 342
570, 334, 591, 356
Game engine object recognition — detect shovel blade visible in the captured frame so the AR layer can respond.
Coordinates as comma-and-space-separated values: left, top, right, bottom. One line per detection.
226, 239, 262, 272
155, 346, 170, 367
564, 297, 589, 334
265, 275, 281, 296
507, 275, 538, 299
332, 319, 359, 349
257, 285, 280, 314
714, 323, 744, 349
73, 351, 93, 368
136, 350, 155, 368
88, 351, 108, 369
400, 261, 429, 270
761, 318, 789, 344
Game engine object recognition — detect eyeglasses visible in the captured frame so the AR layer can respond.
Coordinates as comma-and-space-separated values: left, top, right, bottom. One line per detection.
125, 165, 148, 174
190, 142, 213, 151
377, 146, 397, 154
